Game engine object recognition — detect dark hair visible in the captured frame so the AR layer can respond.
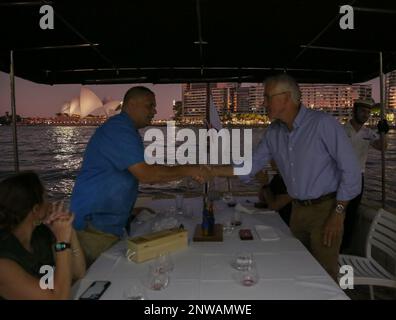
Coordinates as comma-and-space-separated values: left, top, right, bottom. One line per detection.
0, 171, 45, 231
122, 86, 154, 110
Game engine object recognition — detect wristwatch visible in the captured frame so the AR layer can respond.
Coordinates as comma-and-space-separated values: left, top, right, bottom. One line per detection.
54, 242, 71, 252
335, 204, 346, 215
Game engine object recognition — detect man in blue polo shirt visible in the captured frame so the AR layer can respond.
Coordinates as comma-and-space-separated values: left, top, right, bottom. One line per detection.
71, 86, 209, 264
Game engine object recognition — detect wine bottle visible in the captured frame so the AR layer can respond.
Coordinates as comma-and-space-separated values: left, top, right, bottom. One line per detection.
202, 194, 215, 236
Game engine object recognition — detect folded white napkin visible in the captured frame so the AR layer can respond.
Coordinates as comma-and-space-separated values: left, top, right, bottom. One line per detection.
135, 209, 156, 222
235, 203, 275, 215
235, 203, 258, 214
254, 225, 280, 241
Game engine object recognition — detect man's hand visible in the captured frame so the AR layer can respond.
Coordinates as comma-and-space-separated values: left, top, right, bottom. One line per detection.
323, 212, 344, 247
191, 165, 212, 184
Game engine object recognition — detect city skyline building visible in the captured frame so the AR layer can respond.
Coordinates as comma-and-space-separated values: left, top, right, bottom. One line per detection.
300, 84, 372, 110
181, 82, 373, 122
386, 70, 396, 109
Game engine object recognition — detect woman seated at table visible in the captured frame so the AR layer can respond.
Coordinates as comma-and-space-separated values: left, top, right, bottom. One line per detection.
0, 171, 86, 299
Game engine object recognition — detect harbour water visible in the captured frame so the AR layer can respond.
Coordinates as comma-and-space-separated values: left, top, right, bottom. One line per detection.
0, 125, 395, 209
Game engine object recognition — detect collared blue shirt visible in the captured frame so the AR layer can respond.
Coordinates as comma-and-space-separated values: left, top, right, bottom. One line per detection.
239, 105, 361, 201
71, 112, 145, 236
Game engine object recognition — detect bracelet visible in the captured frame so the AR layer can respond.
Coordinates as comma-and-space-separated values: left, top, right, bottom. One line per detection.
71, 248, 80, 256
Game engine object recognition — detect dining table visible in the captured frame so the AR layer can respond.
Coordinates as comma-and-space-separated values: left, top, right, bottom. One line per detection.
71, 196, 349, 300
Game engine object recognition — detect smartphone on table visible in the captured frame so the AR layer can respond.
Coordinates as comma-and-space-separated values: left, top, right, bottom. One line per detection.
79, 281, 111, 300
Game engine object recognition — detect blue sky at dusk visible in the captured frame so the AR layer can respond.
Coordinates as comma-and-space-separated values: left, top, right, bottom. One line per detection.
0, 71, 379, 119
0, 72, 181, 119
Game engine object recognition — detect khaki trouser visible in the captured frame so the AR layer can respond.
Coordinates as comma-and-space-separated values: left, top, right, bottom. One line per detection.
76, 226, 120, 267
290, 198, 342, 281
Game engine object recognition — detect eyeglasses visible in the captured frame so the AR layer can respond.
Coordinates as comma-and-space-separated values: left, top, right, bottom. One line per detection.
263, 91, 289, 103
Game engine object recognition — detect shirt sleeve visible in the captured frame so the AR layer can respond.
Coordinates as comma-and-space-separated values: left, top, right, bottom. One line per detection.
236, 129, 273, 183
98, 124, 145, 171
320, 116, 362, 201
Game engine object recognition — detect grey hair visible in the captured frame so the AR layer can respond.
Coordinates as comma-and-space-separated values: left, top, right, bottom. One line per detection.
265, 74, 301, 104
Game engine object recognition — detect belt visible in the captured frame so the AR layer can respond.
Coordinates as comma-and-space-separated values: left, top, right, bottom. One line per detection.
293, 192, 336, 206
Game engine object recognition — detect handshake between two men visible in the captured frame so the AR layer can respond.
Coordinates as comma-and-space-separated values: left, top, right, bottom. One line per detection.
189, 165, 235, 184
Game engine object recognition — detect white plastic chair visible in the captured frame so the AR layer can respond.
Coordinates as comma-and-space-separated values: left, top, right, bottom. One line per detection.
338, 208, 396, 299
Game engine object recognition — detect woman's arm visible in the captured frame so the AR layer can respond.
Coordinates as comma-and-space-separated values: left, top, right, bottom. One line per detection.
45, 202, 86, 281
0, 251, 72, 300
260, 187, 292, 211
70, 229, 86, 280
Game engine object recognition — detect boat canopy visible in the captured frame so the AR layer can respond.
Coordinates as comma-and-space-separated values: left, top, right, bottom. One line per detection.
1, 0, 396, 85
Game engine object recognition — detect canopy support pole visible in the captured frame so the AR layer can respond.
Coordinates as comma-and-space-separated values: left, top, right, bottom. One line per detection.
379, 52, 386, 208
204, 82, 210, 196
10, 50, 20, 173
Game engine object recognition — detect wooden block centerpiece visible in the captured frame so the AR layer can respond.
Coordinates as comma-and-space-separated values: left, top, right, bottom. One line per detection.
127, 227, 188, 263
193, 224, 223, 242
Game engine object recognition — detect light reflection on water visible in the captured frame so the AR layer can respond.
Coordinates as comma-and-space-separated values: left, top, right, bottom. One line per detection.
0, 125, 395, 209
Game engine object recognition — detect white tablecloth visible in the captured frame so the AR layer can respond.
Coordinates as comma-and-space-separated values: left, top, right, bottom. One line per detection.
72, 196, 349, 300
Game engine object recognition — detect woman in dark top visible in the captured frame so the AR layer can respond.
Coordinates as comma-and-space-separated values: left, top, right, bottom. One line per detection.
259, 174, 293, 226
256, 160, 293, 226
0, 172, 85, 299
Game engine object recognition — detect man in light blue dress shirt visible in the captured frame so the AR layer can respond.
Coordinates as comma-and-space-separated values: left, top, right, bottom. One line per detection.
211, 74, 361, 280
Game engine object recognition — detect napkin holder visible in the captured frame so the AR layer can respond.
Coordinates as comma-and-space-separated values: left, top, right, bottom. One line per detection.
127, 227, 188, 263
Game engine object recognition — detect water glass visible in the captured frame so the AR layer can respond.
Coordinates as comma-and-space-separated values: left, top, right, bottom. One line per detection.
175, 194, 184, 215
231, 252, 254, 271
234, 264, 259, 287
232, 209, 242, 226
223, 220, 235, 235
222, 192, 236, 207
124, 281, 147, 300
154, 252, 174, 273
147, 265, 170, 291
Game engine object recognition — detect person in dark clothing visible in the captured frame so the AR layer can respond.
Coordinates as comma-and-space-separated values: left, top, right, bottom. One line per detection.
256, 160, 293, 226
0, 172, 85, 299
259, 173, 293, 226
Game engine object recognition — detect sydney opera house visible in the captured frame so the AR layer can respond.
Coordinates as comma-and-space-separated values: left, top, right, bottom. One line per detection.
59, 87, 121, 118
19, 87, 122, 126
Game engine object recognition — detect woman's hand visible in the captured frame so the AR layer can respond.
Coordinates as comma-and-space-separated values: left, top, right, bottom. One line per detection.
43, 201, 74, 243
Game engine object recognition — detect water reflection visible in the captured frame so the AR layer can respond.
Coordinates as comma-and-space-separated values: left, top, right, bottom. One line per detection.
0, 126, 395, 208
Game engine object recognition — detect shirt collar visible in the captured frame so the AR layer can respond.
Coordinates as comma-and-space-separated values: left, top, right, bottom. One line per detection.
278, 104, 307, 131
120, 111, 138, 130
292, 104, 307, 129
